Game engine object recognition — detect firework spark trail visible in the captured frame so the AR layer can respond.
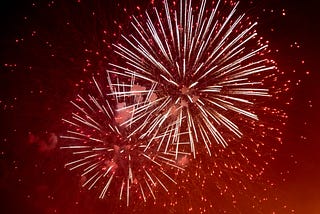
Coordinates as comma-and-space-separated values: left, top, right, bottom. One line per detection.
60, 75, 183, 206
108, 0, 277, 158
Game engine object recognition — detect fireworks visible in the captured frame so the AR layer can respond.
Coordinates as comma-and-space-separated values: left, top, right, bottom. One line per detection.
61, 76, 183, 206
108, 0, 277, 158
60, 0, 282, 207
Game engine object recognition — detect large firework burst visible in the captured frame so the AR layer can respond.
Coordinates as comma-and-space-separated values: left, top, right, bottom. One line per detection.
60, 75, 183, 206
108, 0, 277, 158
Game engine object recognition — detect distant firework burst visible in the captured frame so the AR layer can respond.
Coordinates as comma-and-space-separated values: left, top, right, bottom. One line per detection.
108, 0, 277, 158
60, 75, 183, 206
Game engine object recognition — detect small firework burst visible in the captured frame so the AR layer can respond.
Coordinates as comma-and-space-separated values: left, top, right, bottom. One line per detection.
108, 0, 277, 158
60, 76, 183, 206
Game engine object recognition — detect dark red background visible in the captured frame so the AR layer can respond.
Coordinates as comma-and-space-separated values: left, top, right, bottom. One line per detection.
0, 0, 319, 213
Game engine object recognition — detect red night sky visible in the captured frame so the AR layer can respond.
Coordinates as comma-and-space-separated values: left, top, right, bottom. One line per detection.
0, 0, 319, 213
